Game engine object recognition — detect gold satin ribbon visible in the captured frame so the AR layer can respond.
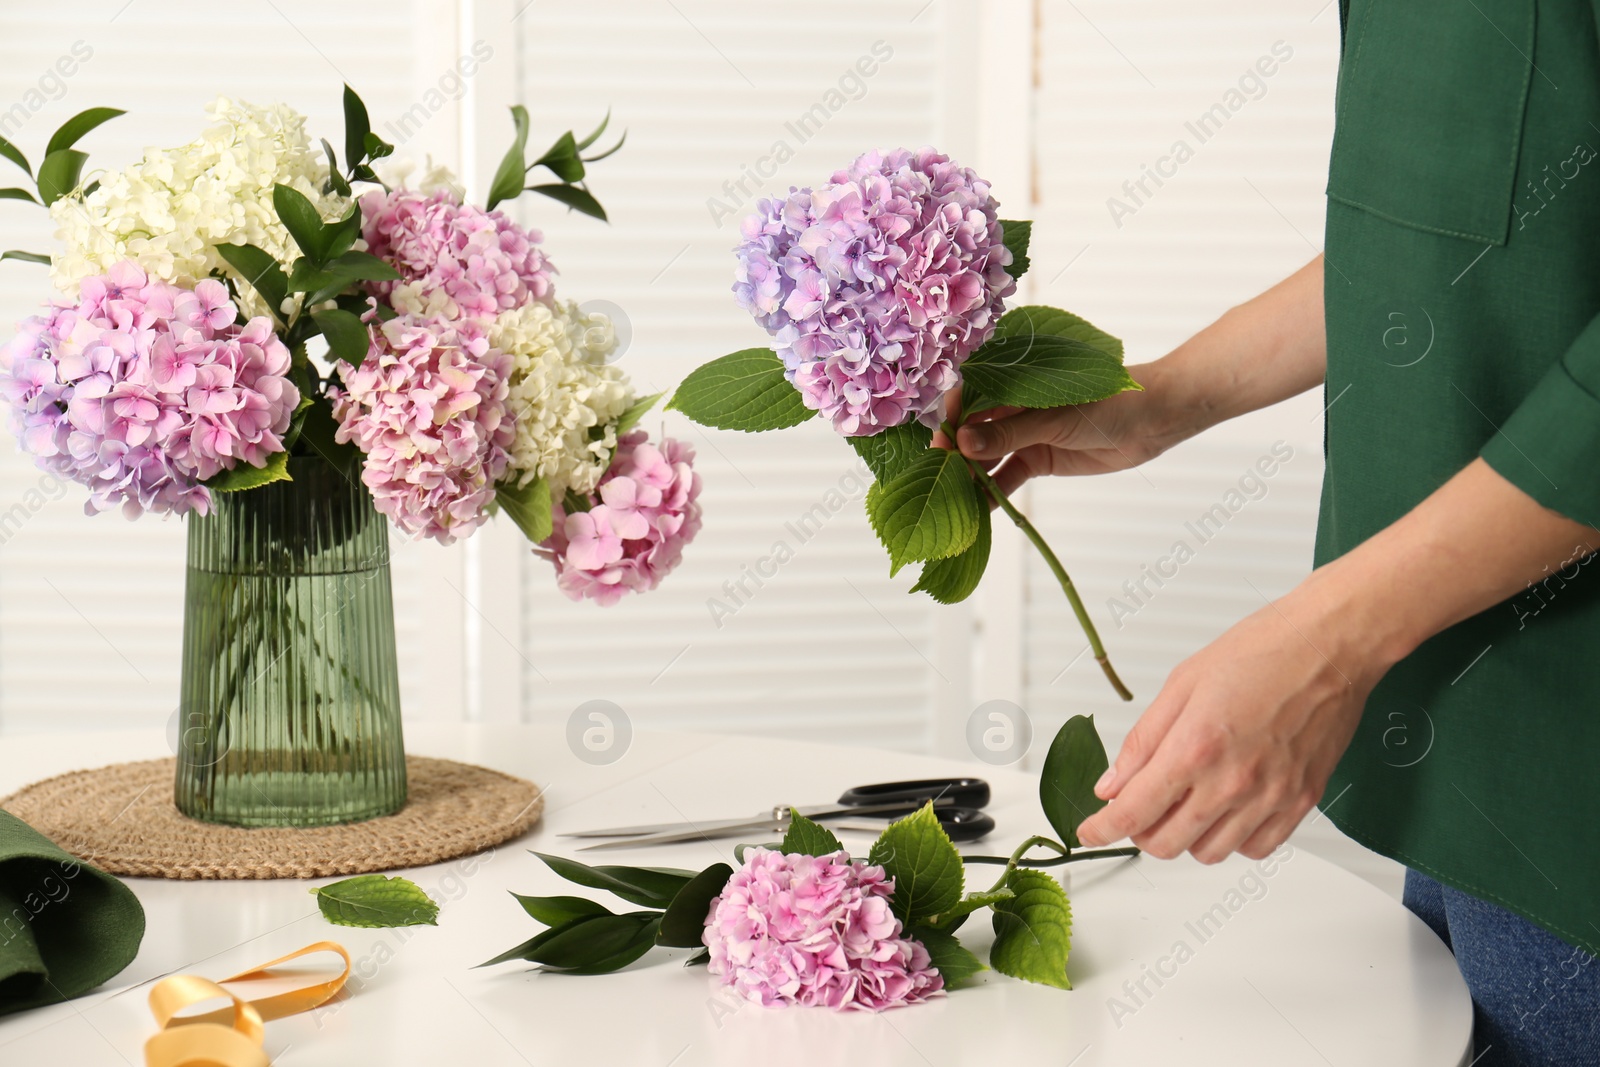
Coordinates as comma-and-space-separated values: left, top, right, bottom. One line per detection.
144, 941, 351, 1067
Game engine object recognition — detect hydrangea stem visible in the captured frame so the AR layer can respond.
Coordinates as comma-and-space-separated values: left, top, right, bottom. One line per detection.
943, 427, 1132, 701
961, 846, 1142, 868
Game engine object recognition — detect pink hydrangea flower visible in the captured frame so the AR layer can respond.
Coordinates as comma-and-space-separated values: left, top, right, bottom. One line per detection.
702, 848, 945, 1012
360, 187, 555, 319
537, 430, 701, 605
330, 313, 514, 544
734, 147, 1015, 437
0, 261, 299, 517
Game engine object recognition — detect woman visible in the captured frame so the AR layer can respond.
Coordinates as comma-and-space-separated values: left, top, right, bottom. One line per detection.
960, 3, 1600, 1062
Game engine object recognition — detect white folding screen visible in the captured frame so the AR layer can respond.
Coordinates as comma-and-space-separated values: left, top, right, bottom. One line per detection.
0, 1, 1345, 760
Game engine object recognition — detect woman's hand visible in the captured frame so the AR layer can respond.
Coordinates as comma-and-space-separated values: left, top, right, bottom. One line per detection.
1073, 579, 1385, 862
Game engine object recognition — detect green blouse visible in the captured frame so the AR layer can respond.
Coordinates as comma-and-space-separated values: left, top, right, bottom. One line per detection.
1320, 0, 1600, 954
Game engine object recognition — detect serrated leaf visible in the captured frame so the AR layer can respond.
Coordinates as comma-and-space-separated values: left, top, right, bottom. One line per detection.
779, 811, 843, 857
922, 886, 1015, 933
1039, 714, 1110, 849
0, 187, 38, 205
533, 852, 696, 909
994, 304, 1123, 363
342, 84, 371, 173
496, 476, 554, 545
215, 243, 289, 319
613, 392, 660, 438
867, 801, 964, 924
990, 868, 1073, 989
45, 107, 124, 157
667, 348, 814, 432
311, 308, 372, 364
204, 450, 291, 493
1, 251, 50, 266
36, 149, 88, 206
962, 335, 1139, 414
274, 184, 331, 265
911, 927, 986, 986
849, 420, 932, 484
998, 219, 1032, 280
512, 893, 614, 928
657, 862, 733, 948
911, 502, 990, 604
313, 874, 440, 929
528, 182, 607, 222
0, 134, 31, 179
487, 105, 531, 212
867, 449, 981, 576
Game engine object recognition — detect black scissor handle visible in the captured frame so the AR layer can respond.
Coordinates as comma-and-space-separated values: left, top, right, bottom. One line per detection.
937, 807, 995, 842
837, 778, 991, 810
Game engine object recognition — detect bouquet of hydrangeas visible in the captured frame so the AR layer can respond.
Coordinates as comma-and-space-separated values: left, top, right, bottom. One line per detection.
669, 147, 1137, 693
483, 716, 1138, 1009
0, 91, 698, 604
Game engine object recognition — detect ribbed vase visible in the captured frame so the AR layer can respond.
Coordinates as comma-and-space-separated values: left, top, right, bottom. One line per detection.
173, 454, 407, 827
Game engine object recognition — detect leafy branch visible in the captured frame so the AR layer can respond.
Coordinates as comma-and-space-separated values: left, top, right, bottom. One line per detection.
0, 106, 125, 265
485, 106, 624, 219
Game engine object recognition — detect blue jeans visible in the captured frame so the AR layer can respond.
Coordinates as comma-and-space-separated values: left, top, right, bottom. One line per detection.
1404, 869, 1600, 1065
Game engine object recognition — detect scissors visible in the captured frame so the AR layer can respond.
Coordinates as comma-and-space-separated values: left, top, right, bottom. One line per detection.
561, 778, 995, 851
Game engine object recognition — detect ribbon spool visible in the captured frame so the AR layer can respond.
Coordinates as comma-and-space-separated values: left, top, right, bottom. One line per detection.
144, 941, 350, 1067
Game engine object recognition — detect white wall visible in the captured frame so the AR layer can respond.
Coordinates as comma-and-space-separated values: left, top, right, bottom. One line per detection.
0, 1, 1343, 761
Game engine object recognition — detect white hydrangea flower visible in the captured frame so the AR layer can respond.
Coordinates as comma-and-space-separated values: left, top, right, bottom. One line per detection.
492, 300, 633, 496
48, 96, 347, 320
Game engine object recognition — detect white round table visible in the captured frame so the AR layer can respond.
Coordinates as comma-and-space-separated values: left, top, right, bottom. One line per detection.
0, 725, 1472, 1066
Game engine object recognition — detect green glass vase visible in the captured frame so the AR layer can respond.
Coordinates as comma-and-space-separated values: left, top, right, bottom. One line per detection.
173, 454, 407, 827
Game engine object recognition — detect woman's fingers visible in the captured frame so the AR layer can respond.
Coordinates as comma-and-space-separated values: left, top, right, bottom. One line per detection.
957, 406, 1092, 462
1094, 670, 1193, 801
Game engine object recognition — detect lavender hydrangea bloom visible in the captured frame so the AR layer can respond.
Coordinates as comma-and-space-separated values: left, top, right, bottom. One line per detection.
733, 147, 1015, 436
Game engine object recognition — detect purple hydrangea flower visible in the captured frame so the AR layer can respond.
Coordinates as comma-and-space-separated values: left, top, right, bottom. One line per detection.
733, 147, 1015, 436
0, 261, 299, 518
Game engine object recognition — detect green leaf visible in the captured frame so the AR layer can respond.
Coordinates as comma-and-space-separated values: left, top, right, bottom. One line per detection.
281, 392, 316, 452
0, 134, 31, 179
657, 862, 733, 948
0, 251, 50, 266
312, 874, 440, 929
363, 132, 394, 162
582, 128, 627, 164
922, 886, 1016, 933
274, 184, 331, 265
779, 811, 843, 857
45, 107, 124, 157
204, 451, 291, 493
990, 869, 1073, 989
911, 502, 990, 605
994, 304, 1123, 362
998, 219, 1032, 280
911, 927, 986, 986
496, 476, 554, 545
666, 348, 814, 432
321, 139, 352, 198
292, 397, 361, 471
684, 948, 711, 967
867, 449, 981, 576
36, 149, 88, 206
481, 912, 661, 973
867, 801, 964, 925
214, 243, 289, 320
0, 187, 38, 205
962, 335, 1139, 414
613, 393, 660, 438
1039, 714, 1110, 849
288, 249, 400, 305
532, 852, 696, 909
486, 105, 531, 211
528, 183, 607, 222
574, 109, 611, 152
849, 420, 932, 484
532, 131, 584, 183
323, 205, 363, 262
342, 84, 371, 174
511, 893, 614, 928
311, 308, 372, 364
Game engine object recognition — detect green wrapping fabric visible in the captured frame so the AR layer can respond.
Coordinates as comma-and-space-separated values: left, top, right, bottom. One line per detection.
0, 809, 144, 1017
1319, 0, 1600, 957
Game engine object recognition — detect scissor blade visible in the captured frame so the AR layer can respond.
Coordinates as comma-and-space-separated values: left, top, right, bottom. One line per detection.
559, 812, 773, 839
576, 818, 784, 851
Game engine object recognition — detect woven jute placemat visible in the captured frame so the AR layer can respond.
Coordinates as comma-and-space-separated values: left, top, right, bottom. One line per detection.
0, 755, 543, 880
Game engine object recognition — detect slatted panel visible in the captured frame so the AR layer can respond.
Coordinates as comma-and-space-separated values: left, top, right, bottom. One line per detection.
1022, 2, 1341, 748
510, 2, 954, 748
0, 1, 436, 732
